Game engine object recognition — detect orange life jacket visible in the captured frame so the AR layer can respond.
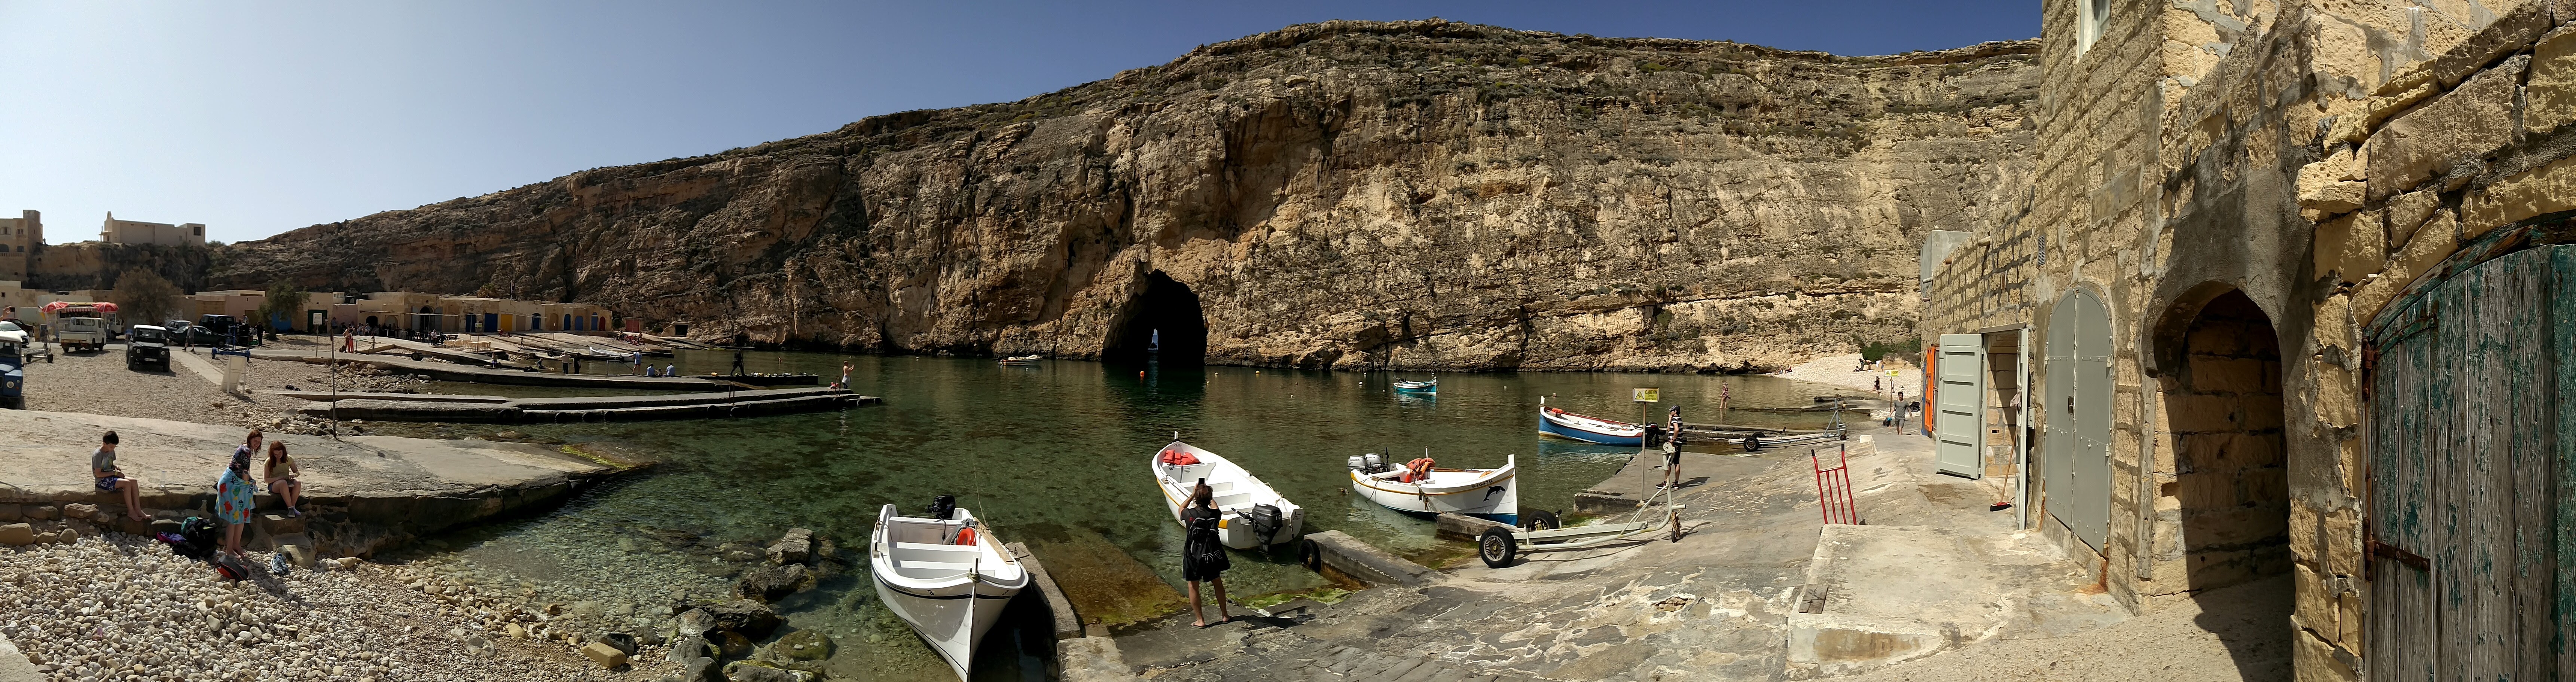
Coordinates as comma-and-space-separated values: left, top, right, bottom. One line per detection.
954, 526, 978, 546
1402, 458, 1437, 483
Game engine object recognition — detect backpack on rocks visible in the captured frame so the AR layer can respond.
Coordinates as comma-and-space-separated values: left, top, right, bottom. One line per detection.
159, 517, 220, 560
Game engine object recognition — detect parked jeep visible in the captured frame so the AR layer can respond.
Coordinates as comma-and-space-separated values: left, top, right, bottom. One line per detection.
127, 325, 171, 371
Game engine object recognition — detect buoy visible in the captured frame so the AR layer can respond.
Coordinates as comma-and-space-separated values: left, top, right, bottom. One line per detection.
1138, 371, 1145, 378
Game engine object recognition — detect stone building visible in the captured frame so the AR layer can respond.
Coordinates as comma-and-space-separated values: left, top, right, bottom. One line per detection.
99, 212, 204, 246
0, 210, 40, 281
1920, 0, 2576, 679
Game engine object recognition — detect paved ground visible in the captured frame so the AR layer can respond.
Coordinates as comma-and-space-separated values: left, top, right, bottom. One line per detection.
24, 341, 423, 432
1091, 425, 2296, 681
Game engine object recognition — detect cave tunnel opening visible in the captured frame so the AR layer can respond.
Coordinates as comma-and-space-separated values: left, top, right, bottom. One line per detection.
1105, 271, 1207, 366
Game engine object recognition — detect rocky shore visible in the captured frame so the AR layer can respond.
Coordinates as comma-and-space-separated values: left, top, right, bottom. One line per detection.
0, 533, 646, 682
4, 523, 864, 682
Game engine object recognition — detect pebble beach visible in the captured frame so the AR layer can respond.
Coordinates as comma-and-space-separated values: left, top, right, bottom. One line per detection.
0, 533, 669, 682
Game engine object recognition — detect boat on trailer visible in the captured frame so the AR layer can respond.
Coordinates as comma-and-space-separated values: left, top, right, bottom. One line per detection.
1538, 396, 1648, 446
1392, 378, 1437, 393
1151, 441, 1306, 549
869, 501, 1029, 681
997, 354, 1044, 366
1347, 451, 1519, 525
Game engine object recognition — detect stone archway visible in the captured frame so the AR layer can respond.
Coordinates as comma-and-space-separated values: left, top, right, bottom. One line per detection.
1103, 271, 1206, 365
2158, 289, 2291, 590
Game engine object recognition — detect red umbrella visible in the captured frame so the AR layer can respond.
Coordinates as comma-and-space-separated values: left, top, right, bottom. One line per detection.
37, 301, 66, 314
94, 302, 117, 313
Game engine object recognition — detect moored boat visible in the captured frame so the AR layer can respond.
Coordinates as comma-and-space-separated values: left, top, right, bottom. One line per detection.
998, 354, 1044, 366
1392, 378, 1437, 393
1151, 441, 1305, 549
1538, 396, 1648, 446
1347, 451, 1519, 524
869, 500, 1029, 681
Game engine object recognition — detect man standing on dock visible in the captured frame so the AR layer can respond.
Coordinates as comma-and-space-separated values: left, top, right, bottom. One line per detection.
731, 350, 745, 375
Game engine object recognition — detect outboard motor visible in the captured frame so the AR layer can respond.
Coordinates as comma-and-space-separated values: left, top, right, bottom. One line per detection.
1243, 504, 1285, 546
928, 494, 957, 521
1347, 455, 1365, 471
1361, 453, 1386, 474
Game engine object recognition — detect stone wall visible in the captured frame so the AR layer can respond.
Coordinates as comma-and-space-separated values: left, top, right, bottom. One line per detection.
1920, 0, 2576, 680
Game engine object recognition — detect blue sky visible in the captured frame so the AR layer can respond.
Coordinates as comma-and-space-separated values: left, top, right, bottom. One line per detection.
0, 1, 2033, 243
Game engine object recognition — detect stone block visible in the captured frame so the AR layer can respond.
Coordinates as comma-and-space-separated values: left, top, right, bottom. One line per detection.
2292, 628, 2356, 682
2321, 507, 2361, 577
2189, 357, 2271, 394
0, 504, 16, 522
2367, 58, 2524, 201
0, 523, 30, 546
2384, 191, 2440, 248
2312, 210, 2384, 286
25, 505, 55, 521
2531, 26, 2576, 134
2463, 154, 2576, 238
2292, 563, 2334, 639
2312, 364, 2357, 430
61, 503, 95, 520
2357, 210, 2463, 323
579, 641, 628, 669
2313, 294, 2354, 352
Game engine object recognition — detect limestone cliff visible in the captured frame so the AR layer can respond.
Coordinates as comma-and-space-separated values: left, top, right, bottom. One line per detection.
212, 19, 2039, 371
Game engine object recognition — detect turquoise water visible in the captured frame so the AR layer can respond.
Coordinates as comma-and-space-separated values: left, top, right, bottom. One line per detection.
380, 352, 1858, 681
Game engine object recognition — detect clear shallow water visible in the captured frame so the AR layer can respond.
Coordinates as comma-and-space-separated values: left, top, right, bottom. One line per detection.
375, 352, 1857, 681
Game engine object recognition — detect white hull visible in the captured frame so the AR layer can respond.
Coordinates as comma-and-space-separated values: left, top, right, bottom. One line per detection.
870, 505, 1029, 681
1153, 441, 1306, 549
1350, 454, 1519, 525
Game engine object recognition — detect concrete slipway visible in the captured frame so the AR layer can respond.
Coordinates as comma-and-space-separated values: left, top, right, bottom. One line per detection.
1063, 426, 2286, 681
0, 409, 622, 559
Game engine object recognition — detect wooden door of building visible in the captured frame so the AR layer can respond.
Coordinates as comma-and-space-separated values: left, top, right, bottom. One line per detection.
2045, 290, 2113, 550
2366, 244, 2573, 680
1935, 334, 1986, 478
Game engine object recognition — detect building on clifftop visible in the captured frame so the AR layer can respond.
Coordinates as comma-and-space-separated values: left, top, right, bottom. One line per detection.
0, 210, 42, 281
100, 211, 204, 246
1918, 0, 2576, 680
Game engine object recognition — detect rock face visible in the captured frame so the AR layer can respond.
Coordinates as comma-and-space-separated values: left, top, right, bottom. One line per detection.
211, 19, 2039, 371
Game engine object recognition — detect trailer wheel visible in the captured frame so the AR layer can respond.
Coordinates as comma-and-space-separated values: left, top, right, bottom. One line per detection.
1298, 539, 1322, 571
1521, 509, 1561, 531
1477, 528, 1518, 568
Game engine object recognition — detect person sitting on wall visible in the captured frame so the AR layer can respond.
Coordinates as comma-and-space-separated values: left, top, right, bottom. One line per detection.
92, 430, 150, 522
263, 440, 303, 518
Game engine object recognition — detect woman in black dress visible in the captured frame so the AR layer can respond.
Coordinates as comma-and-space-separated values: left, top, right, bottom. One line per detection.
1180, 480, 1233, 627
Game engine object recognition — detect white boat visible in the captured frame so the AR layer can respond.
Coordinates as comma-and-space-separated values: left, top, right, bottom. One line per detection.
1347, 452, 1519, 525
1538, 396, 1649, 446
998, 354, 1044, 366
1151, 441, 1306, 549
869, 503, 1029, 681
1392, 378, 1437, 393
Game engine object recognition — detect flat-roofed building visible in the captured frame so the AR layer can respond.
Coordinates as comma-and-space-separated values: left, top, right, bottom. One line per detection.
0, 210, 42, 280
100, 212, 204, 246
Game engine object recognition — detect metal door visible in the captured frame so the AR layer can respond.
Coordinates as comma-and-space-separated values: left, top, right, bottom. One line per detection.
2045, 290, 2113, 550
2366, 244, 2573, 681
1935, 334, 1985, 478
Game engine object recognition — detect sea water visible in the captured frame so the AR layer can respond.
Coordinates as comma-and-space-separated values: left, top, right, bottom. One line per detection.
377, 351, 1863, 681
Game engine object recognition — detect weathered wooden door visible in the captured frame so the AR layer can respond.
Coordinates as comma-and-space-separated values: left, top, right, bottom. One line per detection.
2367, 244, 2573, 680
1935, 334, 1985, 478
2045, 290, 2113, 550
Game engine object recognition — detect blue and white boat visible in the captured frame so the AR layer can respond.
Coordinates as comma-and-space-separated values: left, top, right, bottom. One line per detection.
1392, 378, 1437, 393
1538, 396, 1648, 446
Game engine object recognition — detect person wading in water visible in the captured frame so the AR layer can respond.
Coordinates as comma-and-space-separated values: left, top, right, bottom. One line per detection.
1181, 480, 1233, 628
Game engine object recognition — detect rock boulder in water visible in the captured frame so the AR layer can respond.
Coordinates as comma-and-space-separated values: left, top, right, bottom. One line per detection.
766, 529, 812, 565
734, 564, 808, 602
704, 599, 780, 637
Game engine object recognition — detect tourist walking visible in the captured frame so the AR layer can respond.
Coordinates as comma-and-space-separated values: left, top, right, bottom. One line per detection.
1179, 481, 1233, 628
263, 440, 303, 518
215, 430, 264, 557
730, 350, 746, 375
839, 361, 851, 389
91, 430, 149, 522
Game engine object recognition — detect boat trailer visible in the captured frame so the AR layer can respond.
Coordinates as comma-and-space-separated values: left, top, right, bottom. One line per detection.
1475, 471, 1684, 568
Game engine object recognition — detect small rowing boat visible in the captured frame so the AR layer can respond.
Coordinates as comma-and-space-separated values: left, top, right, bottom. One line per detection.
1538, 396, 1648, 446
997, 354, 1043, 366
1392, 378, 1437, 393
1152, 441, 1305, 549
1347, 451, 1518, 524
870, 499, 1028, 681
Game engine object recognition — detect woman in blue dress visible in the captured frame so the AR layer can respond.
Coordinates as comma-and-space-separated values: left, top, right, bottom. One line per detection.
214, 430, 263, 557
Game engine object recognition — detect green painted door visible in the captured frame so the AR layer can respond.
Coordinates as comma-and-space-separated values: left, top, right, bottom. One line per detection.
2366, 244, 2574, 680
2046, 290, 2112, 551
1936, 334, 1985, 478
